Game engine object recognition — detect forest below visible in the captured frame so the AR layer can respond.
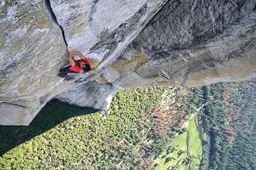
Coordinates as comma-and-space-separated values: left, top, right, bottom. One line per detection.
198, 81, 256, 170
0, 85, 203, 169
0, 81, 255, 169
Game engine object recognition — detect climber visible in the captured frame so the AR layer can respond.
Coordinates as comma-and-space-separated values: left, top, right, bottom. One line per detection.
59, 49, 91, 78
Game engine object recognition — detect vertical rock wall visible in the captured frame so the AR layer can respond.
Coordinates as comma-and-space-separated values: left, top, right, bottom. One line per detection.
0, 0, 168, 125
54, 0, 170, 110
1, 0, 256, 125
0, 1, 66, 125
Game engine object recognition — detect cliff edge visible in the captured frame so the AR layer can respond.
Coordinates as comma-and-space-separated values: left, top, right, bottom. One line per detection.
1, 0, 256, 125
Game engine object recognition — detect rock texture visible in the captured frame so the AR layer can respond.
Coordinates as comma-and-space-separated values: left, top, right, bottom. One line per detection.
59, 0, 256, 111
1, 0, 256, 125
106, 0, 256, 88
56, 81, 118, 110
0, 0, 66, 125
0, 0, 167, 125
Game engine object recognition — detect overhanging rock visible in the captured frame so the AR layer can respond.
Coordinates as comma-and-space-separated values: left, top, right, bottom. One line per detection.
1, 0, 256, 125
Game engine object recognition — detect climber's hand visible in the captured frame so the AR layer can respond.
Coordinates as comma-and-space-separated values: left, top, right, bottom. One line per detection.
67, 47, 72, 54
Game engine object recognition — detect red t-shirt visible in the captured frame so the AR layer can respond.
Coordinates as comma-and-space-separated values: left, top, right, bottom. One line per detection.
69, 57, 90, 73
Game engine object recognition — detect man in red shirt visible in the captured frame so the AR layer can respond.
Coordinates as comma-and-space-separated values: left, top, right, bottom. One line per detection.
59, 49, 91, 78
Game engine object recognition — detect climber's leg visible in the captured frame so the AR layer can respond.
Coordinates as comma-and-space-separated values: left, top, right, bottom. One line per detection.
59, 67, 78, 81
59, 66, 72, 78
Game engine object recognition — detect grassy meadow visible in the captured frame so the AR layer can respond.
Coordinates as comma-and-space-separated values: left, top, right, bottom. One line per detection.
155, 115, 202, 170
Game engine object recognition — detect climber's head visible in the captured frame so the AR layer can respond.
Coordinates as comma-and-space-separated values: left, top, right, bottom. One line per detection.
79, 60, 91, 72
82, 63, 91, 72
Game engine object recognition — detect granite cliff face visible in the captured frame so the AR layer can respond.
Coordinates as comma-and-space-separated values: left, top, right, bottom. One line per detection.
1, 0, 256, 125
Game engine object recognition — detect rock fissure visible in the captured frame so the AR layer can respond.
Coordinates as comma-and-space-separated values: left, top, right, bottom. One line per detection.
44, 0, 68, 47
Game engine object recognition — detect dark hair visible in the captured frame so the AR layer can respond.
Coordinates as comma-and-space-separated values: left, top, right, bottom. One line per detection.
83, 64, 91, 72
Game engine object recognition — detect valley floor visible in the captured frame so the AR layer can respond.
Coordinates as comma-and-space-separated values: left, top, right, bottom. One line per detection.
1, 81, 255, 170
155, 115, 202, 170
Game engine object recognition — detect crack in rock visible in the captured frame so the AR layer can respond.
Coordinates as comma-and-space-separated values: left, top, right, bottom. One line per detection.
45, 0, 68, 46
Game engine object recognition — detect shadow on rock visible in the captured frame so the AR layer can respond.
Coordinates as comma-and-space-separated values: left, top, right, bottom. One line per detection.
0, 99, 98, 156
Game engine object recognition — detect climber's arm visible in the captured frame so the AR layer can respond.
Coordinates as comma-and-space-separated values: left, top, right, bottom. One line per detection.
70, 50, 91, 65
68, 50, 91, 65
67, 49, 75, 66
70, 51, 85, 59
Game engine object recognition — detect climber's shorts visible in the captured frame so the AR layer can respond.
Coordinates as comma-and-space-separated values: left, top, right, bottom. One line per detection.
59, 66, 77, 78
